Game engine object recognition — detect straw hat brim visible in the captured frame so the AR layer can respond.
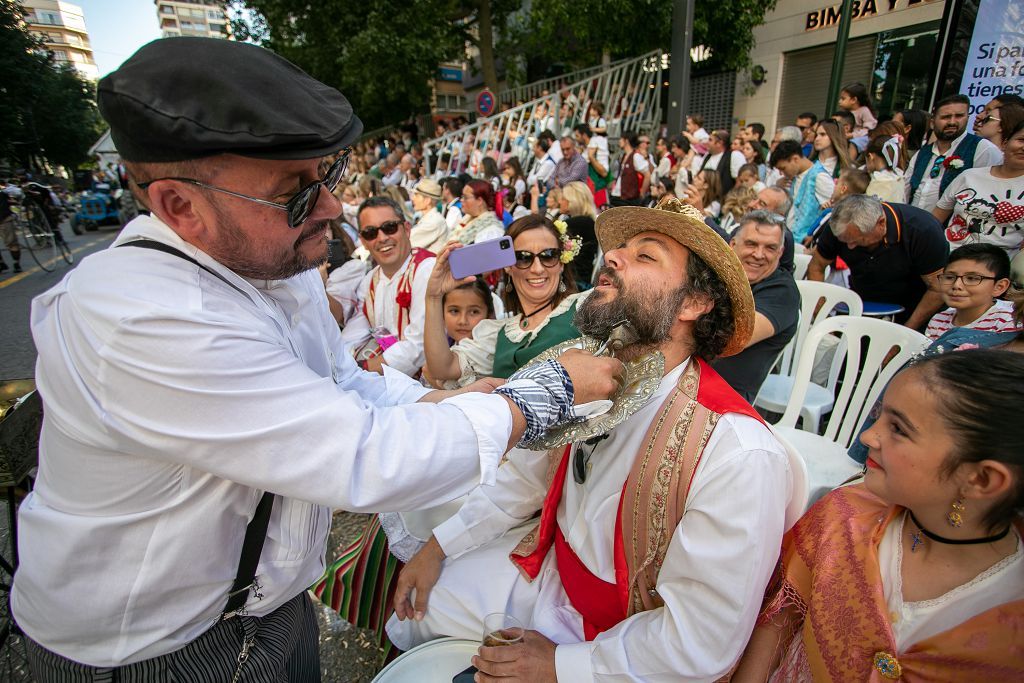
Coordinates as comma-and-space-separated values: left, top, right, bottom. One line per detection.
595, 205, 755, 357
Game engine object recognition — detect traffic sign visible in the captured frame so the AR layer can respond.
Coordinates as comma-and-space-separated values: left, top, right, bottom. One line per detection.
476, 89, 496, 117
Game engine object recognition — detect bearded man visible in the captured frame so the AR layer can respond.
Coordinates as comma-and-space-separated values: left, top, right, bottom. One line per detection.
386, 199, 796, 681
906, 94, 1002, 213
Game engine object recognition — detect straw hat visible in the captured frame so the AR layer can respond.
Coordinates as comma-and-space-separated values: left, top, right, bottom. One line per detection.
595, 197, 754, 357
413, 178, 443, 200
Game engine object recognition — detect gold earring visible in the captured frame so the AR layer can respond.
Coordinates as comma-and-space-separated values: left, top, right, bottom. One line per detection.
947, 498, 965, 528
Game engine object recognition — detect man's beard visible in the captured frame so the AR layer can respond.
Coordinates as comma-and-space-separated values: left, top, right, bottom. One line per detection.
206, 202, 328, 280
934, 123, 965, 143
574, 267, 689, 356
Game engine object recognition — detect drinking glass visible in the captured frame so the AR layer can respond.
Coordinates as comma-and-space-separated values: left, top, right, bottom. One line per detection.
481, 612, 524, 647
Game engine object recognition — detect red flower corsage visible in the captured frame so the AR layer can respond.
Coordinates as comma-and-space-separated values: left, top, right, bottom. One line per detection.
943, 155, 964, 170
395, 290, 412, 309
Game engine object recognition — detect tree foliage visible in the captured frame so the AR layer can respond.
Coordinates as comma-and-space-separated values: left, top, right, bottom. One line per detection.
0, 0, 102, 170
519, 0, 778, 75
230, 0, 518, 130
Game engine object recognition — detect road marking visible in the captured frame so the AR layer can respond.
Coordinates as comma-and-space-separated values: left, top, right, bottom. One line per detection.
0, 236, 110, 290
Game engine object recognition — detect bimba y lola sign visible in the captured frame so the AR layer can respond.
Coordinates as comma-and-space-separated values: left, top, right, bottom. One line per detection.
805, 0, 940, 32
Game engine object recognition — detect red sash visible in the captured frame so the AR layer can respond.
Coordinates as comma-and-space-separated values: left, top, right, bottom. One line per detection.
512, 358, 765, 639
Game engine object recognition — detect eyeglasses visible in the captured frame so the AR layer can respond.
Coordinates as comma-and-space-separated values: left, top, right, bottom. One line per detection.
939, 273, 999, 287
928, 155, 947, 179
514, 248, 561, 269
359, 219, 403, 241
136, 151, 351, 228
573, 434, 608, 484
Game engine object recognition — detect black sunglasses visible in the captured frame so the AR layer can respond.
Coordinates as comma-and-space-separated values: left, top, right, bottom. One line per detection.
573, 434, 609, 484
136, 151, 351, 228
359, 219, 403, 241
514, 248, 560, 269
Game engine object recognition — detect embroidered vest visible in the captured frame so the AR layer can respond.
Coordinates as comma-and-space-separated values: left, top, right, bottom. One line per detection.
509, 359, 765, 630
765, 485, 1024, 681
908, 134, 982, 199
363, 247, 434, 340
791, 161, 829, 242
618, 152, 640, 200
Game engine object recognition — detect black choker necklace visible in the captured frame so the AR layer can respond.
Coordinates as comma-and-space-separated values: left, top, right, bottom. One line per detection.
907, 510, 1011, 553
519, 297, 556, 329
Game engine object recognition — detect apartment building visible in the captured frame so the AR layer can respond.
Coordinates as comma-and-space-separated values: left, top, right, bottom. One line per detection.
155, 0, 230, 39
20, 0, 98, 80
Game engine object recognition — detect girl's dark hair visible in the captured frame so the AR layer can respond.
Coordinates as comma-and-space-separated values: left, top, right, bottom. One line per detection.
841, 82, 874, 113
481, 157, 500, 180
911, 350, 1024, 531
465, 179, 496, 210
999, 103, 1024, 145
897, 109, 929, 151
741, 140, 765, 165
501, 214, 577, 316
443, 276, 495, 318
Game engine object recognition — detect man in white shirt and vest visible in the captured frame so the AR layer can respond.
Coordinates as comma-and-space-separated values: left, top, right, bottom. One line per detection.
906, 94, 1003, 213
388, 198, 795, 681
341, 195, 435, 376
12, 37, 625, 682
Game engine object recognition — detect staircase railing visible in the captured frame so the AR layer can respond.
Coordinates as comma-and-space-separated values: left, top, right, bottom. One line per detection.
497, 58, 631, 106
424, 50, 663, 177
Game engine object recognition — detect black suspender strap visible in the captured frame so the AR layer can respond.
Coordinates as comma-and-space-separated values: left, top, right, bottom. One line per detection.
117, 238, 255, 303
223, 491, 275, 616
116, 238, 275, 618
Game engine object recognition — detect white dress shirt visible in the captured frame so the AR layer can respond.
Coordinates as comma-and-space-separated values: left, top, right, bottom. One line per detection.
444, 200, 464, 232
14, 214, 512, 666
388, 360, 791, 681
340, 251, 436, 377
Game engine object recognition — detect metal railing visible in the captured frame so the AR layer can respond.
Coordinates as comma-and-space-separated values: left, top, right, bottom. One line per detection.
424, 49, 663, 177
497, 58, 630, 106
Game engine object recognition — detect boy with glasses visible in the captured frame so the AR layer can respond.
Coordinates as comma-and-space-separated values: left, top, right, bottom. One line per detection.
925, 243, 1018, 340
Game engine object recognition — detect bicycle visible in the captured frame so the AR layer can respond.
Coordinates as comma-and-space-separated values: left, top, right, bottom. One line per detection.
6, 184, 73, 273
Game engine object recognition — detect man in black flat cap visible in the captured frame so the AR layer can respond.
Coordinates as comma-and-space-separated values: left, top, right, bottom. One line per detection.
11, 37, 622, 681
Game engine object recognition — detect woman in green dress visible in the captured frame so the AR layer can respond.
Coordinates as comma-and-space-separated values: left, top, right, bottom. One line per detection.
424, 213, 587, 386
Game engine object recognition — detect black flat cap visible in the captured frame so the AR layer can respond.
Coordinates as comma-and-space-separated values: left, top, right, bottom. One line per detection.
98, 37, 362, 163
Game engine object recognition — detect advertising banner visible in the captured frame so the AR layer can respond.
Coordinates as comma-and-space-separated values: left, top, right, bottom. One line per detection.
957, 0, 1024, 114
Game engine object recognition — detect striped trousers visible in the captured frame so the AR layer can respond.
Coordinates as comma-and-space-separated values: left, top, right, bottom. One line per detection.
24, 592, 320, 682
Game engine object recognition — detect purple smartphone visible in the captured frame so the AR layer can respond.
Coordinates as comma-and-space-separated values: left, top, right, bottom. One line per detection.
448, 236, 516, 279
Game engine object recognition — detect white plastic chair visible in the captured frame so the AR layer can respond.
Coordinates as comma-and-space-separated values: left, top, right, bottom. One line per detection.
774, 316, 930, 503
792, 253, 812, 280
754, 281, 863, 431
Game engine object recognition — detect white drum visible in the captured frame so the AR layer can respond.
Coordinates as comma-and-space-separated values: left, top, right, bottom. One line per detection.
372, 637, 479, 683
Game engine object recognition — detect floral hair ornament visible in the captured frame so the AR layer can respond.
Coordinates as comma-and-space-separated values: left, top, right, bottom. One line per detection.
553, 218, 582, 264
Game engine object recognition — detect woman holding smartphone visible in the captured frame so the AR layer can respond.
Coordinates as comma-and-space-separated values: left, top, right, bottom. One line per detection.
424, 214, 587, 385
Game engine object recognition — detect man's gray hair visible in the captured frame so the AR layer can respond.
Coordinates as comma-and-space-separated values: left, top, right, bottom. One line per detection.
560, 135, 577, 146
736, 210, 786, 240
778, 126, 802, 143
829, 194, 884, 236
763, 186, 792, 216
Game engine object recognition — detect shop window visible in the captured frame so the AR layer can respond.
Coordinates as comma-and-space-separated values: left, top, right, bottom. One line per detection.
872, 22, 941, 116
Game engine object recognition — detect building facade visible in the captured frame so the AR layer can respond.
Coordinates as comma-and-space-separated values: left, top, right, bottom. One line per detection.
20, 0, 98, 80
731, 0, 947, 134
155, 0, 230, 39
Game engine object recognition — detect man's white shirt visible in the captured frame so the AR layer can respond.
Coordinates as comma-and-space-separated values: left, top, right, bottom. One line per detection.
14, 215, 512, 666
340, 251, 435, 377
388, 360, 791, 681
905, 130, 1003, 210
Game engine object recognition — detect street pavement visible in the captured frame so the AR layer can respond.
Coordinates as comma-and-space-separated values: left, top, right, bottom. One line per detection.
0, 222, 120, 380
